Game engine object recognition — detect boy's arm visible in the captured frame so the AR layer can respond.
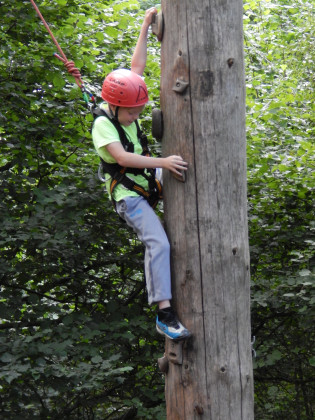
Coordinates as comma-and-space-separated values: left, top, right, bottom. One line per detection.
131, 7, 157, 76
106, 141, 188, 177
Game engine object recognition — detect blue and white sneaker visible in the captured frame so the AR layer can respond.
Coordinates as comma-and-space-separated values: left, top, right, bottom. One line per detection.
156, 307, 192, 341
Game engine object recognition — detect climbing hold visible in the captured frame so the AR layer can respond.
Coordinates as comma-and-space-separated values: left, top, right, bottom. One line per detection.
166, 340, 183, 365
151, 11, 164, 42
158, 355, 169, 373
172, 171, 186, 183
172, 78, 189, 94
152, 108, 163, 140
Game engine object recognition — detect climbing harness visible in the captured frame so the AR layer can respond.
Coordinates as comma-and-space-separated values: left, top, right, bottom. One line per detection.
93, 107, 162, 210
29, 0, 95, 109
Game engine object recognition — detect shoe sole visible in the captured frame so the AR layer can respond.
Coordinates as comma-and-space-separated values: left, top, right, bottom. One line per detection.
156, 324, 192, 341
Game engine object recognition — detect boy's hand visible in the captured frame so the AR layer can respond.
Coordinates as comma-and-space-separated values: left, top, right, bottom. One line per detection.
164, 155, 188, 177
143, 7, 158, 28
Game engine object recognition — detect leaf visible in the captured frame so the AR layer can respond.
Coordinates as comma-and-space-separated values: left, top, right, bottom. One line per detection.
298, 269, 311, 277
0, 353, 14, 363
91, 355, 103, 364
266, 350, 282, 365
52, 75, 66, 88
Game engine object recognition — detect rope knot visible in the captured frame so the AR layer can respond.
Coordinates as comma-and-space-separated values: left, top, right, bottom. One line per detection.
64, 60, 82, 79
54, 53, 82, 87
30, 0, 89, 95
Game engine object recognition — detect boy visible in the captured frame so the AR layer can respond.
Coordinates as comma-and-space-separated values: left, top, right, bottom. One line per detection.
92, 8, 191, 341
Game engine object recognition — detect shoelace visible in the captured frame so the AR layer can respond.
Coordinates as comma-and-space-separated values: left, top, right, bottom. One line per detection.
160, 311, 180, 329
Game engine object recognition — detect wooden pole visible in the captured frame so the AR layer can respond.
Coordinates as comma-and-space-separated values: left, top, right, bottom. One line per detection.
158, 0, 254, 418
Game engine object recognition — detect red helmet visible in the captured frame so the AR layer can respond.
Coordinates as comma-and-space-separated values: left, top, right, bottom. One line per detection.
101, 69, 149, 107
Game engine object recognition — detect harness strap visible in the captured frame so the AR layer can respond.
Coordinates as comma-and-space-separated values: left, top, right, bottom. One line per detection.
93, 107, 162, 208
101, 158, 162, 209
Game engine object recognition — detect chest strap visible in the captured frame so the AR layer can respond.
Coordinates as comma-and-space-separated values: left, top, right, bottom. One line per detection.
93, 107, 162, 208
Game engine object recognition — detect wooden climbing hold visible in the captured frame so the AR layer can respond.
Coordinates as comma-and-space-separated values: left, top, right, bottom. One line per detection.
172, 78, 189, 94
158, 355, 169, 373
166, 340, 183, 365
151, 11, 164, 42
172, 171, 186, 183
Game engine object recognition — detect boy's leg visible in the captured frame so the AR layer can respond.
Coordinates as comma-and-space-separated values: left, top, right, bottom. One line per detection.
116, 196, 172, 304
116, 196, 191, 340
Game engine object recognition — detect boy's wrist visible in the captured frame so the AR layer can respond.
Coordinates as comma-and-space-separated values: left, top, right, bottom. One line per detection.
141, 22, 150, 33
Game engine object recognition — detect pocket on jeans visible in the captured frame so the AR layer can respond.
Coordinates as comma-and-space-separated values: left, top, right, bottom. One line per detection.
116, 199, 127, 216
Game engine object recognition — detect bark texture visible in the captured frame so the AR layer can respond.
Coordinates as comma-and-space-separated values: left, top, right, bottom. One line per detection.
159, 1, 254, 418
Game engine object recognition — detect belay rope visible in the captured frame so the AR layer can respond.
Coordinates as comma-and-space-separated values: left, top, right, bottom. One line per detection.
29, 0, 163, 210
29, 0, 95, 110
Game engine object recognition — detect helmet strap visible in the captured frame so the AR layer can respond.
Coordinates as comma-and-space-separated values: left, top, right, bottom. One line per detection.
108, 104, 119, 121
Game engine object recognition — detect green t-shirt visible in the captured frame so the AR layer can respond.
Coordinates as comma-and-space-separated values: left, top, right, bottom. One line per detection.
92, 106, 149, 202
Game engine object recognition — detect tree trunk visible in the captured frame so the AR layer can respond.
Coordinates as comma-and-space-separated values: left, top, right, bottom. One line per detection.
159, 0, 254, 418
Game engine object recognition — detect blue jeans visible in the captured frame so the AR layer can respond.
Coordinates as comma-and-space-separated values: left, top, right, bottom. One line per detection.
116, 196, 172, 305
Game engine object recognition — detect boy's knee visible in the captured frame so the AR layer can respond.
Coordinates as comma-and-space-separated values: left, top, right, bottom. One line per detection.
160, 237, 170, 255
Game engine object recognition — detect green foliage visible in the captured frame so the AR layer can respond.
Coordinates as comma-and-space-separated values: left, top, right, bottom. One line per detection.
1, 1, 164, 418
244, 0, 314, 418
0, 0, 314, 419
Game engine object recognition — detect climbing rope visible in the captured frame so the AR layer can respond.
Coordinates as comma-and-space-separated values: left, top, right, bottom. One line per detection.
29, 0, 95, 107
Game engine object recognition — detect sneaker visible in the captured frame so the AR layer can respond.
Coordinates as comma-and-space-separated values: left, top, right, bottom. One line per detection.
156, 307, 192, 341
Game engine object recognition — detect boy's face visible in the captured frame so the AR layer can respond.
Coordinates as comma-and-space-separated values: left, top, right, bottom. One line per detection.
117, 105, 145, 127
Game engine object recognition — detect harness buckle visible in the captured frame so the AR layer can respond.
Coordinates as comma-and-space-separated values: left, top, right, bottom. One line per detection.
114, 169, 127, 184
88, 101, 96, 116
